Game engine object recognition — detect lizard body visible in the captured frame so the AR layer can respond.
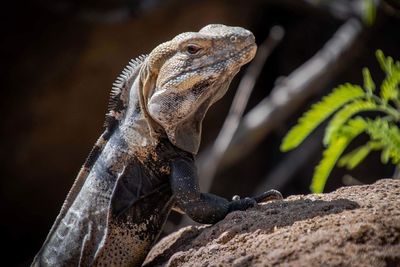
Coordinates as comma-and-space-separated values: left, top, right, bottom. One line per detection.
32, 24, 282, 267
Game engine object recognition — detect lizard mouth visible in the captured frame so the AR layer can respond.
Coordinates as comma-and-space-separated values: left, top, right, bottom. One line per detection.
230, 43, 257, 70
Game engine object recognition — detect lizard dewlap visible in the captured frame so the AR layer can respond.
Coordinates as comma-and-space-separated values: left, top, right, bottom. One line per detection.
32, 24, 281, 267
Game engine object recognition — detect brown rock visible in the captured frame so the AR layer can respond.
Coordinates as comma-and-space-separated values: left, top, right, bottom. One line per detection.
144, 179, 400, 267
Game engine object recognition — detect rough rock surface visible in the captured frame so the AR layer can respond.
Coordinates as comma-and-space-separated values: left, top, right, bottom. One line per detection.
144, 179, 400, 267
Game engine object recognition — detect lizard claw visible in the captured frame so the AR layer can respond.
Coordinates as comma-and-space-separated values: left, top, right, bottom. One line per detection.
232, 195, 241, 201
253, 189, 283, 203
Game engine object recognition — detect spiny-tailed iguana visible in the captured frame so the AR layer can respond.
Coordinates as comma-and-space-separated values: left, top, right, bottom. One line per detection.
32, 24, 282, 267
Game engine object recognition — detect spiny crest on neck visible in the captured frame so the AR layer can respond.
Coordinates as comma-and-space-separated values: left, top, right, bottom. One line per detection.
83, 54, 148, 169
104, 54, 148, 130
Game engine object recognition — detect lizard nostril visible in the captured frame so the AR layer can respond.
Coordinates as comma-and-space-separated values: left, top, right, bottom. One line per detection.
230, 36, 237, 43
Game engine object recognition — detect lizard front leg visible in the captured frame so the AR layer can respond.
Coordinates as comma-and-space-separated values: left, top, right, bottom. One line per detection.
170, 157, 282, 224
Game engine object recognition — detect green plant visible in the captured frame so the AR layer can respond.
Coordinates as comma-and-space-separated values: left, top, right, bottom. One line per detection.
280, 50, 400, 193
362, 0, 376, 26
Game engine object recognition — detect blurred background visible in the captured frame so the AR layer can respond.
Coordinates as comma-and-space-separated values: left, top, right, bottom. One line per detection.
1, 0, 399, 265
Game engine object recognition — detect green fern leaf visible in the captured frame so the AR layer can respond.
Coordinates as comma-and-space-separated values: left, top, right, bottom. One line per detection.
324, 100, 377, 145
366, 119, 400, 165
338, 144, 371, 170
362, 68, 375, 94
311, 117, 367, 193
281, 84, 365, 152
381, 148, 391, 164
311, 137, 348, 193
376, 50, 394, 75
338, 141, 383, 170
380, 71, 400, 103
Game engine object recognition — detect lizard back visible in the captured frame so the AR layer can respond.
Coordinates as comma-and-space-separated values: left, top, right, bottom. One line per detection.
32, 55, 149, 266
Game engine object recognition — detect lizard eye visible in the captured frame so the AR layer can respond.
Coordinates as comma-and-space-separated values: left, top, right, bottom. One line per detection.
186, 44, 202, 55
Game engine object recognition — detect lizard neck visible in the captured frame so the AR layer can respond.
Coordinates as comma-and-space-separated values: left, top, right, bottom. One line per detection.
118, 67, 160, 154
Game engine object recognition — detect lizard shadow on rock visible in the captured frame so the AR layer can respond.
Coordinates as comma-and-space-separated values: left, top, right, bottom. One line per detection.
144, 198, 360, 266
247, 198, 361, 231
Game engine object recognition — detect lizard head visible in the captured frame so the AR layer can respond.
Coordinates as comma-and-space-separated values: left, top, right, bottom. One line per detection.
142, 24, 257, 154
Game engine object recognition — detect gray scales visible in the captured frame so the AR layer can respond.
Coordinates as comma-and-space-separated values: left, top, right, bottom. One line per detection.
32, 24, 283, 267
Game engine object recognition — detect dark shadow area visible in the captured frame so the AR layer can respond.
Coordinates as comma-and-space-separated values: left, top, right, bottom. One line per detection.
250, 198, 360, 230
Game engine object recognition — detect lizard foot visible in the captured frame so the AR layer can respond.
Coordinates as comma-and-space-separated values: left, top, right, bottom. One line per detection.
232, 189, 283, 203
228, 197, 257, 212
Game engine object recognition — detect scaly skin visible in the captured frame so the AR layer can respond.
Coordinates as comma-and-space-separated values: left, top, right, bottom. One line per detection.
32, 24, 282, 267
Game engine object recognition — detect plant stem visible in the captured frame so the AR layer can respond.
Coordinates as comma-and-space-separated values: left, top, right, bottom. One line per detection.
393, 165, 400, 179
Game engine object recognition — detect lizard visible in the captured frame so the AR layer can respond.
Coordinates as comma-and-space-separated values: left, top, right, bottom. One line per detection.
32, 24, 283, 267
